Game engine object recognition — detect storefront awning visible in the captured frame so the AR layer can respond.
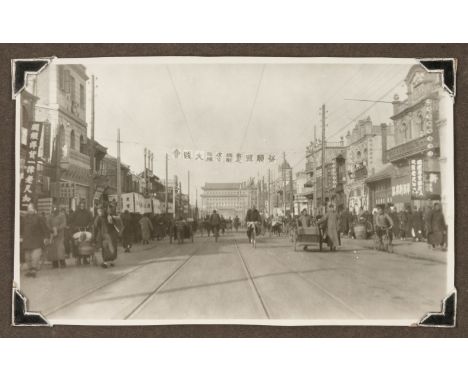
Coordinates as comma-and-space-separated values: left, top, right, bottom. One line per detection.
365, 164, 395, 184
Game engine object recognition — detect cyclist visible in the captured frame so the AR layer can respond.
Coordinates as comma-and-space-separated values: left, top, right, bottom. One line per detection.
209, 210, 221, 240
374, 205, 394, 248
245, 205, 261, 243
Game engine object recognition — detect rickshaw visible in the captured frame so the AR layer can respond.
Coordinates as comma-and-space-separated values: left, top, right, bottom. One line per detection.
72, 229, 98, 265
292, 221, 327, 252
170, 219, 194, 244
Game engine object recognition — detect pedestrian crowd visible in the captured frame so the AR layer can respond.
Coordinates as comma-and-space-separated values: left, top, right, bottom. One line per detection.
20, 200, 189, 277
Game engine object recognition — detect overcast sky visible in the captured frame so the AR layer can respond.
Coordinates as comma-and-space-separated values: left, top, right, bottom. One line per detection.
82, 59, 413, 204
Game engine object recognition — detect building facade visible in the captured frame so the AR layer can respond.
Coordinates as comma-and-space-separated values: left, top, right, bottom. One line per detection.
344, 117, 393, 213
385, 65, 444, 211
27, 63, 96, 212
304, 140, 346, 214
200, 182, 251, 218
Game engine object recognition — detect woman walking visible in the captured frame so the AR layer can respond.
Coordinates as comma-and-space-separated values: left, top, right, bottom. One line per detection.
94, 207, 119, 268
20, 203, 50, 277
47, 206, 67, 268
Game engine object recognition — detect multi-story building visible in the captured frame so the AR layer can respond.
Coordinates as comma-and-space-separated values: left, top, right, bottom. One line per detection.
200, 182, 252, 218
344, 117, 393, 213
304, 139, 346, 213
383, 64, 445, 211
293, 171, 310, 215
26, 63, 107, 212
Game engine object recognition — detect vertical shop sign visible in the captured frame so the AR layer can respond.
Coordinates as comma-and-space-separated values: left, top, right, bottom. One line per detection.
20, 122, 43, 210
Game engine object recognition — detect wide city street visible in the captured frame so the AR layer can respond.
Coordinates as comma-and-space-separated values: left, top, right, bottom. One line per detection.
20, 229, 448, 324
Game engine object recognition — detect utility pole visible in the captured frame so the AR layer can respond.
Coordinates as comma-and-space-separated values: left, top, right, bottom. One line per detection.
173, 175, 177, 219
88, 74, 95, 212
268, 168, 271, 217
321, 104, 326, 214
179, 181, 182, 218
165, 153, 168, 215
144, 148, 148, 196
187, 170, 190, 218
116, 128, 122, 213
282, 152, 286, 215
195, 188, 198, 219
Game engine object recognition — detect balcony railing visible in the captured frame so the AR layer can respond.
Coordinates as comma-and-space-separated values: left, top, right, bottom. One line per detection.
386, 133, 439, 162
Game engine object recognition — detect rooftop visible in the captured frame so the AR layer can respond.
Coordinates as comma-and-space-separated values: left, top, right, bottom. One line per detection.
202, 182, 243, 190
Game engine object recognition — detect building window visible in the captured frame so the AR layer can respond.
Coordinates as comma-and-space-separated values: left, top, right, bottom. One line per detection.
70, 130, 76, 150
58, 125, 65, 158
80, 135, 86, 154
64, 69, 71, 93
58, 66, 65, 91
80, 84, 85, 108
402, 122, 408, 141
70, 76, 76, 102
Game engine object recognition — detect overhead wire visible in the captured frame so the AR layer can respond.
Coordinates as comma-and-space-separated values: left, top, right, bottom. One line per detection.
166, 65, 197, 149
238, 64, 266, 152
326, 78, 405, 141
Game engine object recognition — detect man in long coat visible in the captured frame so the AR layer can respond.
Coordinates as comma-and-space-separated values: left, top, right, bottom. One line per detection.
139, 214, 153, 244
318, 204, 340, 251
428, 203, 447, 249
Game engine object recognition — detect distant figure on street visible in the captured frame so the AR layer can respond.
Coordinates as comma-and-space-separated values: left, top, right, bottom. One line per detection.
70, 201, 94, 265
318, 204, 339, 251
245, 205, 261, 242
139, 214, 153, 245
47, 205, 67, 268
94, 207, 119, 268
299, 209, 311, 228
374, 205, 394, 247
20, 203, 50, 278
233, 215, 240, 232
389, 206, 400, 240
210, 210, 221, 238
427, 203, 447, 250
121, 210, 133, 252
411, 207, 424, 242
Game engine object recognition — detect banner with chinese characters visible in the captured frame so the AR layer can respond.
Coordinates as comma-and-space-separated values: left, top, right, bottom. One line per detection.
410, 158, 424, 199
20, 122, 43, 210
172, 149, 277, 164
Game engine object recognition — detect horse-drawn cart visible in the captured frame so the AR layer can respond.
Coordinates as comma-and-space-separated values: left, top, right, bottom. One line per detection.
292, 224, 326, 252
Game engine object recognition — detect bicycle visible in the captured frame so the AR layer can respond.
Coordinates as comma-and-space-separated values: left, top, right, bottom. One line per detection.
373, 227, 393, 253
247, 221, 258, 248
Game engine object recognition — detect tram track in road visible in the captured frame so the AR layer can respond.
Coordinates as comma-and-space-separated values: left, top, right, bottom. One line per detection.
266, 248, 367, 320
44, 239, 202, 318
233, 239, 271, 319
124, 238, 209, 320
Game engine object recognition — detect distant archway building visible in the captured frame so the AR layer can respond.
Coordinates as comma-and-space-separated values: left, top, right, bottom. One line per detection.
200, 182, 254, 219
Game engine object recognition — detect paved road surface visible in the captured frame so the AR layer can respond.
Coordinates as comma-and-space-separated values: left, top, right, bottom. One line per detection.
20, 230, 448, 323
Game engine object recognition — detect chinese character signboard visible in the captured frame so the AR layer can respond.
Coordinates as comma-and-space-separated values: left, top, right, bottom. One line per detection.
172, 148, 277, 164
20, 122, 43, 210
410, 158, 424, 199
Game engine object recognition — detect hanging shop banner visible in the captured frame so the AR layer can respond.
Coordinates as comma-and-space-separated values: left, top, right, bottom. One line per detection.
172, 148, 277, 164
424, 172, 441, 199
391, 175, 411, 204
20, 122, 43, 210
410, 158, 424, 199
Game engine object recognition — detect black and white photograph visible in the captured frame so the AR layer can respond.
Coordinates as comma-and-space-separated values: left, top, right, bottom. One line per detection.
14, 56, 455, 325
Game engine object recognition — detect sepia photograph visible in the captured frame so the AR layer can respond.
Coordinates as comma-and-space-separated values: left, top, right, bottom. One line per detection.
14, 56, 455, 325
